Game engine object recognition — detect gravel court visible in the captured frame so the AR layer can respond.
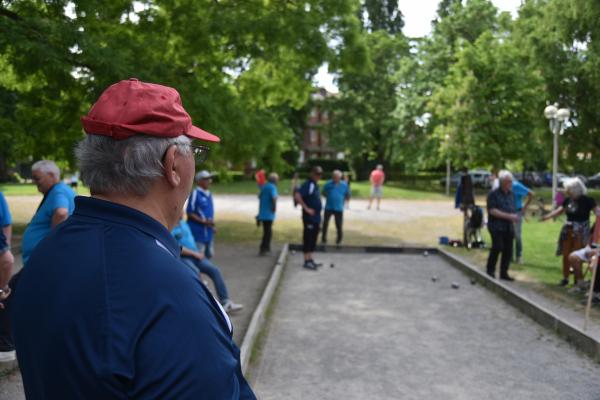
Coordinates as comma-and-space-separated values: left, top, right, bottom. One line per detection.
250, 252, 600, 400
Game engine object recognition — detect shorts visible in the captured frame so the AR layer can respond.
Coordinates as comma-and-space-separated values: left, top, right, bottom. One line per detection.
303, 221, 320, 253
571, 246, 594, 263
371, 186, 383, 198
196, 241, 214, 259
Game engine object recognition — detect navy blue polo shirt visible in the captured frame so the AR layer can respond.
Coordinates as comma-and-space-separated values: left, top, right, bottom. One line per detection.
298, 178, 322, 224
12, 196, 256, 400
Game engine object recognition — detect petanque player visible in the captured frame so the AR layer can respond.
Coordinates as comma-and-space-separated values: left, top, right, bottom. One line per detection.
295, 166, 323, 270
486, 170, 519, 281
187, 170, 217, 258
512, 179, 534, 264
0, 191, 14, 362
172, 211, 243, 312
367, 164, 385, 210
322, 169, 349, 246
258, 172, 279, 256
22, 160, 76, 266
12, 79, 256, 399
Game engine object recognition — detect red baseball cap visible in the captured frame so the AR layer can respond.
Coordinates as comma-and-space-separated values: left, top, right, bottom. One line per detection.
80, 78, 220, 142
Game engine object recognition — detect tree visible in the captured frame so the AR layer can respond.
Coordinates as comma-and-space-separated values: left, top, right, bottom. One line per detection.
429, 31, 545, 169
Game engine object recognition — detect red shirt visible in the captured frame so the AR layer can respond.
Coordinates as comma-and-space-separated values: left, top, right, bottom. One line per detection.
370, 170, 385, 186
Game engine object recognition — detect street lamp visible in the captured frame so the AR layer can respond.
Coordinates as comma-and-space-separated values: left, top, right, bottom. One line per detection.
544, 103, 571, 208
444, 134, 451, 196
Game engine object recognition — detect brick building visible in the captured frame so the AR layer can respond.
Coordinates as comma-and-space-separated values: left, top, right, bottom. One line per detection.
299, 88, 340, 163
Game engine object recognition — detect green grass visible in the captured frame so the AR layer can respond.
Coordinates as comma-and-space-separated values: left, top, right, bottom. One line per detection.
0, 183, 90, 196
449, 217, 567, 287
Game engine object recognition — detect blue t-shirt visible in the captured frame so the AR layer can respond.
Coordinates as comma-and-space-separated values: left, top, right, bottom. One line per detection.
21, 182, 75, 265
171, 220, 198, 251
258, 182, 278, 221
298, 179, 322, 224
186, 188, 214, 244
0, 192, 12, 227
323, 180, 349, 212
512, 180, 531, 211
13, 196, 256, 400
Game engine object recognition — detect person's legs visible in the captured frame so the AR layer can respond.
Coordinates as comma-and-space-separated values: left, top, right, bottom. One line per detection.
486, 229, 502, 277
0, 270, 21, 354
376, 188, 382, 210
334, 211, 343, 245
197, 241, 215, 259
514, 210, 523, 261
561, 228, 575, 282
196, 258, 230, 304
303, 222, 319, 268
569, 252, 585, 284
322, 210, 332, 244
499, 230, 514, 278
260, 220, 273, 253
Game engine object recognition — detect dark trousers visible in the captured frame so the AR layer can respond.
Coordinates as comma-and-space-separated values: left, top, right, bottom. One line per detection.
260, 220, 273, 252
303, 221, 320, 254
322, 210, 343, 244
0, 270, 21, 352
486, 229, 514, 277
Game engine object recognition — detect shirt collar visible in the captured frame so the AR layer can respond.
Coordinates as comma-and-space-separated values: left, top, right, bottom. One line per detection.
197, 186, 211, 196
72, 196, 180, 257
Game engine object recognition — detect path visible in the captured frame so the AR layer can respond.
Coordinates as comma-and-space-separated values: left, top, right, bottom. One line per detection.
250, 252, 600, 399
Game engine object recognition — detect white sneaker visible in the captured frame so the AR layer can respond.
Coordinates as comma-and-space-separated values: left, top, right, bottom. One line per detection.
0, 350, 15, 362
222, 300, 244, 313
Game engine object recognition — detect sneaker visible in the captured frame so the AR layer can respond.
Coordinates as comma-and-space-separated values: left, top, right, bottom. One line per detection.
303, 261, 318, 270
310, 259, 323, 268
222, 300, 244, 313
569, 281, 590, 294
558, 278, 569, 287
0, 350, 15, 362
258, 250, 271, 256
581, 293, 600, 306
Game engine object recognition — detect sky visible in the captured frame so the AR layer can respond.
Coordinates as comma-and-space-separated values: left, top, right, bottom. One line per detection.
315, 0, 523, 92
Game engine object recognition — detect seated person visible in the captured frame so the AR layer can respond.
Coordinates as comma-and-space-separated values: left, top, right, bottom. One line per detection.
171, 212, 243, 313
568, 246, 598, 294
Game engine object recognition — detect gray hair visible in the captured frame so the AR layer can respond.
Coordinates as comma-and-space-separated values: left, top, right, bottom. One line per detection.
376, 164, 383, 170
32, 160, 60, 179
268, 172, 279, 183
498, 170, 513, 182
332, 169, 342, 178
75, 134, 192, 196
564, 177, 587, 198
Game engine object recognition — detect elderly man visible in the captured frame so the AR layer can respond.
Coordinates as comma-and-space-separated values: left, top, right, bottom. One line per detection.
12, 79, 256, 399
21, 160, 75, 266
0, 191, 14, 362
257, 172, 278, 256
187, 170, 216, 259
486, 170, 520, 281
322, 169, 349, 246
295, 166, 323, 270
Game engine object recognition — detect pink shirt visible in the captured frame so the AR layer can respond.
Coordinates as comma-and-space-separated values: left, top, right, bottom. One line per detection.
370, 170, 385, 186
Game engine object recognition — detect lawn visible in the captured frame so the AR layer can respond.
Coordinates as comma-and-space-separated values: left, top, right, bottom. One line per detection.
448, 217, 567, 287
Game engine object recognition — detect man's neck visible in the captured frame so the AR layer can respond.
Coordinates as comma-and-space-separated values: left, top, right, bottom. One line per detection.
92, 192, 174, 230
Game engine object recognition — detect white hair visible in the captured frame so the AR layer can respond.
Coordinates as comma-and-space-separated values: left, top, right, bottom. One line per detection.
376, 164, 383, 170
32, 160, 60, 179
332, 169, 342, 178
268, 172, 279, 183
498, 170, 513, 182
564, 177, 587, 198
75, 134, 192, 196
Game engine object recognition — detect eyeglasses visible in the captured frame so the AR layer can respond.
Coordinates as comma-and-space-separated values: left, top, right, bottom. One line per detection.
188, 144, 210, 163
162, 143, 211, 163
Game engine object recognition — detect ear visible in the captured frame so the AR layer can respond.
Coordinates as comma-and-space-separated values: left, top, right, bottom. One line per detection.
163, 145, 182, 188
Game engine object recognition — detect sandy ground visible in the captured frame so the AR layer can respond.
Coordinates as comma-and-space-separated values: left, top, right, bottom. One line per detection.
250, 252, 600, 400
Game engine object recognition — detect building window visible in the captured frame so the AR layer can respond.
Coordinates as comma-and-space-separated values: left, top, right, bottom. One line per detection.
309, 129, 318, 144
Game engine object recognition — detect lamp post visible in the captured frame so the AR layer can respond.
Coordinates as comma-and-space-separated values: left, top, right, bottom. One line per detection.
444, 134, 451, 196
543, 104, 571, 208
